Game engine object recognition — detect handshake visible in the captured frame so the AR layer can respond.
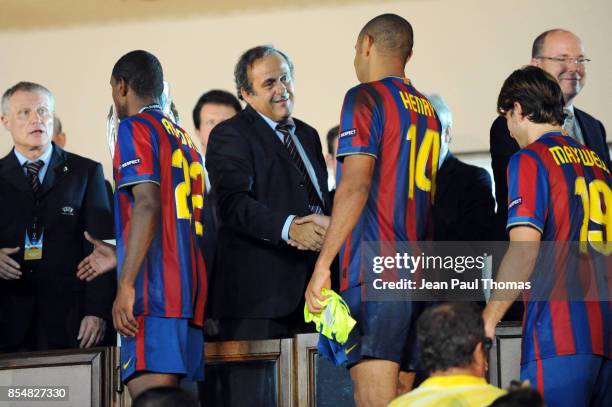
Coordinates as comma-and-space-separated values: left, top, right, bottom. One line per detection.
287, 214, 330, 252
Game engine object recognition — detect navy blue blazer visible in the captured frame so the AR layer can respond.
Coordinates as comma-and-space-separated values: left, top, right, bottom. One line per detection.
205, 105, 331, 321
0, 144, 115, 351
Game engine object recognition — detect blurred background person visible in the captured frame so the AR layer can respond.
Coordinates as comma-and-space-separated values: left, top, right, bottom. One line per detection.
429, 93, 496, 241
51, 115, 66, 148
325, 124, 339, 193
192, 89, 241, 163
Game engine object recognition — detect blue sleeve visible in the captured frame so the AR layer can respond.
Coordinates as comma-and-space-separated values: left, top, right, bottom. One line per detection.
336, 85, 382, 160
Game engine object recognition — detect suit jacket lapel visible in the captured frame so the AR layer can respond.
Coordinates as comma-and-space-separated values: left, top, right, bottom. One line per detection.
293, 122, 331, 208
0, 149, 33, 197
574, 108, 597, 148
38, 144, 69, 198
245, 105, 301, 173
244, 105, 331, 209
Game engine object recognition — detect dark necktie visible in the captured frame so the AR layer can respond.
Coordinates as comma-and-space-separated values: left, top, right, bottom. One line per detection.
276, 120, 323, 214
25, 160, 44, 195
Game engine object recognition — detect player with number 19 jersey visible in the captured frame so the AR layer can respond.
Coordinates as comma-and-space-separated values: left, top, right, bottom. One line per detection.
113, 109, 207, 327
336, 77, 441, 292
506, 132, 611, 364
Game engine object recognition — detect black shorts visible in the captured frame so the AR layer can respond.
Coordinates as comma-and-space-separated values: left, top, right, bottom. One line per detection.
342, 285, 428, 372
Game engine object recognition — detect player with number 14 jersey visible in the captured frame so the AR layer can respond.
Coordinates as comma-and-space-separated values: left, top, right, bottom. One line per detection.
337, 76, 440, 292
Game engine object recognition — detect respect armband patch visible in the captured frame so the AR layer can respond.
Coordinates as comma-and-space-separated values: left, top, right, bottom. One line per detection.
508, 197, 522, 210
339, 129, 357, 139
119, 158, 141, 171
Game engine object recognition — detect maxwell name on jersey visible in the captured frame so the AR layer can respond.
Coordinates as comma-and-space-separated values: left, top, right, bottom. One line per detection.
548, 144, 610, 173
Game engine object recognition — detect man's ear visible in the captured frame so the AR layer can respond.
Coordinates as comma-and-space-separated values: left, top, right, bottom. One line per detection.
362, 33, 375, 55
240, 87, 252, 104
117, 78, 129, 97
1, 114, 9, 131
472, 342, 487, 372
513, 101, 524, 118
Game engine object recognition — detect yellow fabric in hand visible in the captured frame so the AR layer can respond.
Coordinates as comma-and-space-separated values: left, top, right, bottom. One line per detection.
304, 288, 356, 344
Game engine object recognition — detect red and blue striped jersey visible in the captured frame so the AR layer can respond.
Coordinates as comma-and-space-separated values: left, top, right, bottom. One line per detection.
113, 109, 207, 327
507, 131, 611, 363
336, 77, 440, 292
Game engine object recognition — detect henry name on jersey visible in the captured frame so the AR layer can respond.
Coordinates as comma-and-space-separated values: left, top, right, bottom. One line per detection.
398, 90, 436, 117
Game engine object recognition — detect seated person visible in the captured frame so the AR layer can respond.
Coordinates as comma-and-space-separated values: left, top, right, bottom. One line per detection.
389, 302, 505, 407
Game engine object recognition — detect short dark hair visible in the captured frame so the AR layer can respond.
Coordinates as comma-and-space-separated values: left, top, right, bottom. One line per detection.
131, 386, 197, 407
417, 302, 486, 374
489, 388, 545, 407
2, 81, 54, 115
497, 66, 565, 126
326, 125, 339, 156
234, 45, 294, 101
192, 90, 242, 129
111, 50, 164, 100
531, 29, 569, 58
359, 14, 414, 62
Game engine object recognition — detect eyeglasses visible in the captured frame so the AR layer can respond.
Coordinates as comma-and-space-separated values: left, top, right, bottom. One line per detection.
535, 56, 591, 66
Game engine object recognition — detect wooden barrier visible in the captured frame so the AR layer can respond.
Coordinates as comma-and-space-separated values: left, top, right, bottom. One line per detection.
0, 323, 523, 407
0, 347, 120, 406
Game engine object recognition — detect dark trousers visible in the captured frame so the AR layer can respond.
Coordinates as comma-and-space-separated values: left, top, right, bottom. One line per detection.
218, 305, 314, 341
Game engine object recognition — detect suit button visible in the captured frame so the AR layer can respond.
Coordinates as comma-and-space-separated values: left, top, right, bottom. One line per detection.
299, 182, 305, 187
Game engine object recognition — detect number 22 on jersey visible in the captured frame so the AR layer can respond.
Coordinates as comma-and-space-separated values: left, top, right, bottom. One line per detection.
172, 148, 205, 236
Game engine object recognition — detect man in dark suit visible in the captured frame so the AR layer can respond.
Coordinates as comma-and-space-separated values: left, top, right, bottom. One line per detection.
0, 81, 115, 352
429, 94, 496, 241
206, 45, 331, 341
491, 29, 610, 237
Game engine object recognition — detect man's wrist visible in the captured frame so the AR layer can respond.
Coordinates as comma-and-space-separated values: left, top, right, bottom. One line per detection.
483, 307, 501, 329
118, 278, 135, 288
314, 259, 332, 275
283, 215, 297, 241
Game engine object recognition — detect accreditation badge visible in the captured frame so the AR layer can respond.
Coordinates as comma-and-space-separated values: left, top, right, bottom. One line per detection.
24, 224, 44, 261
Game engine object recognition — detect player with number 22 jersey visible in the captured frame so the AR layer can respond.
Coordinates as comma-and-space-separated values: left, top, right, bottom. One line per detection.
114, 109, 207, 325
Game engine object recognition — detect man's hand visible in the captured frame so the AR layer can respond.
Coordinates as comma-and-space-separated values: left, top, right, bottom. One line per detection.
112, 282, 139, 337
288, 215, 328, 251
77, 232, 117, 281
0, 247, 21, 280
78, 316, 107, 348
299, 214, 330, 229
305, 264, 332, 313
483, 315, 497, 340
